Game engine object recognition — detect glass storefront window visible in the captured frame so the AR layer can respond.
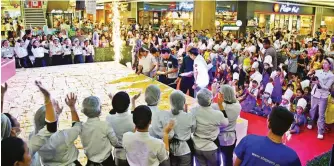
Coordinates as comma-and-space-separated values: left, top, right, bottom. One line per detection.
254, 12, 313, 36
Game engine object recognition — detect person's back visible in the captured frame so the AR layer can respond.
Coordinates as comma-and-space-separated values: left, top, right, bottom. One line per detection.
234, 106, 301, 166
235, 134, 300, 166
123, 105, 174, 166
123, 131, 168, 166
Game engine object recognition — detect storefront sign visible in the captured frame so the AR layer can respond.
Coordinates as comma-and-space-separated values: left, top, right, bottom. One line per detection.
273, 4, 300, 13
179, 2, 193, 11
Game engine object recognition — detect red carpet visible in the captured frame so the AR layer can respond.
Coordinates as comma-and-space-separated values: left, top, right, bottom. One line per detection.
240, 112, 334, 165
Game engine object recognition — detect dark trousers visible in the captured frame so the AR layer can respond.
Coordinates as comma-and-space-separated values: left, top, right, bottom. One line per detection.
52, 55, 63, 66
115, 158, 129, 166
74, 160, 82, 166
180, 77, 195, 97
86, 154, 115, 166
34, 57, 46, 67
164, 78, 177, 89
85, 55, 94, 63
220, 140, 237, 166
44, 53, 50, 66
74, 55, 84, 64
63, 54, 73, 64
19, 56, 33, 68
170, 153, 192, 166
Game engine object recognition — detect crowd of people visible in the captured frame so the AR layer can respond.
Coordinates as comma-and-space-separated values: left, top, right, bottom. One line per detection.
2, 80, 301, 166
1, 16, 334, 166
131, 26, 334, 140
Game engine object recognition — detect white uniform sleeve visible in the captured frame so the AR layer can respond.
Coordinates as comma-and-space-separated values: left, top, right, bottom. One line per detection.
157, 141, 169, 163
107, 124, 118, 147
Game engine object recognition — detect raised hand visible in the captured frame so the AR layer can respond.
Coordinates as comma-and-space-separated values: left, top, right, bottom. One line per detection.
65, 92, 77, 108
35, 80, 51, 101
52, 100, 63, 115
132, 92, 141, 101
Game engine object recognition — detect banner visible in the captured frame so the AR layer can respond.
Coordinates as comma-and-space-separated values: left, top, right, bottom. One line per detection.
86, 0, 96, 15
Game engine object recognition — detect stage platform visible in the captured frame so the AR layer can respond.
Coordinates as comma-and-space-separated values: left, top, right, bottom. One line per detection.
3, 62, 248, 164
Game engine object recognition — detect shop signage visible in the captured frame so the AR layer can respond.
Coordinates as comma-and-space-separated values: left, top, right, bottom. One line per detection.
273, 4, 300, 13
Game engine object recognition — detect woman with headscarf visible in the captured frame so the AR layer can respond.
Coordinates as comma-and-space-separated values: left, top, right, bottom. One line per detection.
80, 95, 118, 166
213, 84, 241, 166
307, 58, 334, 140
190, 88, 228, 166
1, 113, 12, 140
168, 90, 196, 166
106, 91, 140, 166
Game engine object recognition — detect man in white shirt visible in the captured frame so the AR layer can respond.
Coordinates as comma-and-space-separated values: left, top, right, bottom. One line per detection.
123, 105, 174, 166
188, 48, 209, 97
137, 46, 157, 77
15, 39, 32, 68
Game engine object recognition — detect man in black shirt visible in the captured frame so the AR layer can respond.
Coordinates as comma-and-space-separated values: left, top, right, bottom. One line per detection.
176, 51, 195, 97
157, 48, 178, 89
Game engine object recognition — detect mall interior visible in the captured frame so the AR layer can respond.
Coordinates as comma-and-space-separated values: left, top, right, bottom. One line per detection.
1, 0, 334, 37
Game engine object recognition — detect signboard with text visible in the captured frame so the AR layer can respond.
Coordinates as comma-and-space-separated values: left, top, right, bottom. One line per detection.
273, 4, 300, 14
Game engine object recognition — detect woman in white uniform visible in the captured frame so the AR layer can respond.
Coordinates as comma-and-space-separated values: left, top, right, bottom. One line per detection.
72, 38, 84, 64
49, 38, 63, 66
62, 38, 73, 64
14, 39, 32, 68
31, 40, 47, 67
83, 39, 94, 63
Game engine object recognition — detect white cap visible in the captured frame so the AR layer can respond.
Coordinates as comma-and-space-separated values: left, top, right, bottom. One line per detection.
297, 98, 307, 110
251, 61, 259, 69
283, 89, 293, 102
263, 56, 273, 67
300, 80, 310, 90
224, 46, 232, 54
233, 72, 239, 80
248, 45, 256, 53
213, 44, 220, 51
253, 74, 262, 86
264, 83, 274, 95
233, 64, 238, 70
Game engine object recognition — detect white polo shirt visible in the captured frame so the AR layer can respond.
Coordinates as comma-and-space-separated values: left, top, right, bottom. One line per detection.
139, 53, 157, 73
123, 131, 169, 166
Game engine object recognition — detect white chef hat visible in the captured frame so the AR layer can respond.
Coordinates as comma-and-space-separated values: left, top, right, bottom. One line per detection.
236, 43, 242, 51
73, 38, 79, 42
200, 44, 207, 50
253, 74, 263, 86
264, 83, 274, 95
178, 48, 185, 56
297, 98, 307, 110
282, 89, 293, 102
248, 45, 256, 53
224, 46, 232, 54
233, 64, 238, 70
300, 80, 310, 90
263, 56, 273, 67
233, 72, 239, 80
251, 61, 259, 69
213, 44, 220, 51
